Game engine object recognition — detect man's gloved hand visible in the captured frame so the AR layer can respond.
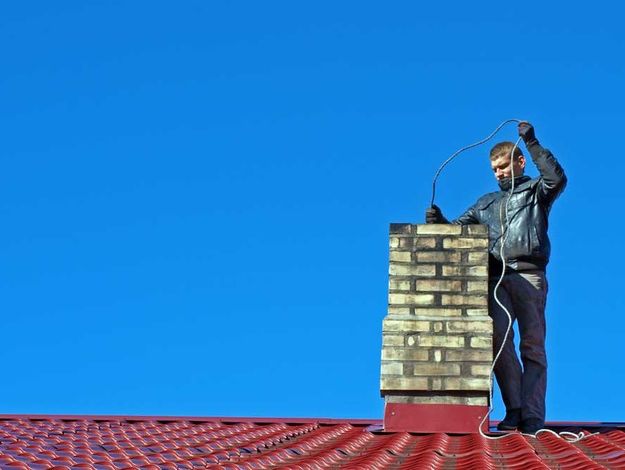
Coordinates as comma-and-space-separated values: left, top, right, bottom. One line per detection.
425, 204, 446, 224
518, 121, 539, 147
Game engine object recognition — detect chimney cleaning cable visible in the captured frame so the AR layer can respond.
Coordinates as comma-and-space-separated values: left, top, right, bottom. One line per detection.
431, 120, 595, 442
430, 119, 521, 209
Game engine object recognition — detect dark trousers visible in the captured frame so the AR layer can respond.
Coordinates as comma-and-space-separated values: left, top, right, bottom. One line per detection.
489, 271, 548, 423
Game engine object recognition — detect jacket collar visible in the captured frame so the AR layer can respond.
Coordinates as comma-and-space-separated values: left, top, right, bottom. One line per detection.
498, 175, 531, 191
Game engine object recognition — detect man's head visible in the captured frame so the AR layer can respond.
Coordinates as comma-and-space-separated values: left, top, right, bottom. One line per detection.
489, 141, 525, 182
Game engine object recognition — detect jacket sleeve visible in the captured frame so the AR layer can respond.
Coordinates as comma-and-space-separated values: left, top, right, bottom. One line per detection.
526, 142, 567, 204
452, 204, 480, 225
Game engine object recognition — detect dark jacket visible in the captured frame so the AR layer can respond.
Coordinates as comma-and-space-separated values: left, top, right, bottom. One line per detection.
453, 143, 567, 274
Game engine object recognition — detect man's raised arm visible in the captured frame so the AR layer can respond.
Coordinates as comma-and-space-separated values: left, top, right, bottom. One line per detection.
519, 122, 567, 204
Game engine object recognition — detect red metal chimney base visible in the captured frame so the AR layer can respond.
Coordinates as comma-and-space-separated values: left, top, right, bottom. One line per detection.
383, 403, 489, 433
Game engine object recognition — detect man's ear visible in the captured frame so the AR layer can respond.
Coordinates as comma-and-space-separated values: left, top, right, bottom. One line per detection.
518, 155, 526, 170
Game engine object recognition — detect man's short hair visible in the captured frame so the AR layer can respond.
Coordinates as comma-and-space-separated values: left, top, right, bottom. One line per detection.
490, 141, 523, 161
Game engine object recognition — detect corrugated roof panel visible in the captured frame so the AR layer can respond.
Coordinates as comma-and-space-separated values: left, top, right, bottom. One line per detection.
0, 416, 624, 469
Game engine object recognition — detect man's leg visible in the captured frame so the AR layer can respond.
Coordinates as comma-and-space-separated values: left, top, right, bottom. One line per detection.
508, 271, 548, 428
489, 278, 522, 413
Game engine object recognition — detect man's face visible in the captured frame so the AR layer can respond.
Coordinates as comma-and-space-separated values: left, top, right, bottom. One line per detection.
490, 154, 526, 181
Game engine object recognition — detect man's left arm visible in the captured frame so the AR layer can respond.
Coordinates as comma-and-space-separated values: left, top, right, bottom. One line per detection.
519, 122, 567, 204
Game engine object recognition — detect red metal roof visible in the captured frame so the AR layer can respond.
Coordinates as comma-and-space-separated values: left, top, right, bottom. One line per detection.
1, 415, 625, 469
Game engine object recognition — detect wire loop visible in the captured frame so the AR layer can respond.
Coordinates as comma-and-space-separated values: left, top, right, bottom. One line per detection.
430, 119, 521, 208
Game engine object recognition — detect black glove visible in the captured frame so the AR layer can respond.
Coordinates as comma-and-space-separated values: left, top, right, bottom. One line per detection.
518, 121, 539, 147
425, 204, 446, 224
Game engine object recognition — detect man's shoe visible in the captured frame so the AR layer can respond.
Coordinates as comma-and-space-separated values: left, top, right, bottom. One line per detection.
496, 409, 521, 431
520, 418, 544, 435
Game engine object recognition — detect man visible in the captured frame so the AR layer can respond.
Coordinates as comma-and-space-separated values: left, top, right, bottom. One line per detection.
425, 122, 566, 434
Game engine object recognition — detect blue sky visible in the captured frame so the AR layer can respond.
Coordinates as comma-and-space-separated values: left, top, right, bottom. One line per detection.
1, 1, 624, 422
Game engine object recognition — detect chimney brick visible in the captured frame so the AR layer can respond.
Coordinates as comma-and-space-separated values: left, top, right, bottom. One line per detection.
381, 223, 493, 432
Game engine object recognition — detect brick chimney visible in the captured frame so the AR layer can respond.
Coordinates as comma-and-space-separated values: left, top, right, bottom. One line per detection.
380, 223, 493, 433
